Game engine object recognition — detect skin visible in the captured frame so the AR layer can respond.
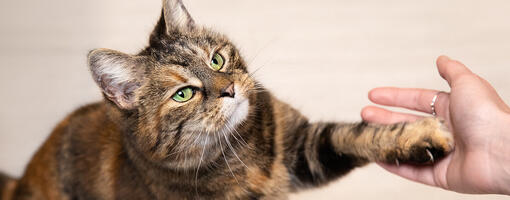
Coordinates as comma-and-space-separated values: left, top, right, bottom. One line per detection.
361, 55, 510, 195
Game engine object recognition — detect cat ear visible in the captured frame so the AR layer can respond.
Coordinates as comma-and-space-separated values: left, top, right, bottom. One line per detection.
162, 0, 195, 32
88, 49, 144, 110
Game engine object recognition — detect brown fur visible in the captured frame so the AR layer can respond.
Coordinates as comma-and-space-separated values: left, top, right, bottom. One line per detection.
1, 173, 15, 200
1, 1, 454, 199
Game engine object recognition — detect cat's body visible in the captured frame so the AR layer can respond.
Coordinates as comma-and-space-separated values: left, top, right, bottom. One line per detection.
0, 1, 454, 200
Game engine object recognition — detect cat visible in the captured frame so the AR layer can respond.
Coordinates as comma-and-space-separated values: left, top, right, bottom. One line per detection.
0, 0, 454, 199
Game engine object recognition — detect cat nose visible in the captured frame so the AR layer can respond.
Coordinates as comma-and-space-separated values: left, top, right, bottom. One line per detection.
219, 82, 235, 98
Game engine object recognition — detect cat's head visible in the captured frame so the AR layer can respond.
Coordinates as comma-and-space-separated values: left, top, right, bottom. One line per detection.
88, 0, 259, 169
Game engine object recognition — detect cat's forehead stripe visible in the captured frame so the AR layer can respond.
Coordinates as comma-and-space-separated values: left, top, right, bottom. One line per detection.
169, 71, 187, 83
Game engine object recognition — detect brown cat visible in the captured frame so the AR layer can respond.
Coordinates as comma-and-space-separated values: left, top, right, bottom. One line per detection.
0, 0, 454, 199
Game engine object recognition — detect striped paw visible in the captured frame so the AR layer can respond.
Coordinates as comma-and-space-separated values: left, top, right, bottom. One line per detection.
385, 117, 454, 165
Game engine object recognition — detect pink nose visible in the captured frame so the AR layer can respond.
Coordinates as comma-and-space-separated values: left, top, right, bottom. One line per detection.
219, 82, 235, 98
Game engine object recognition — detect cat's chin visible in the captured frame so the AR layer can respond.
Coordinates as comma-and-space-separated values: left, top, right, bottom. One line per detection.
225, 98, 249, 127
221, 93, 250, 130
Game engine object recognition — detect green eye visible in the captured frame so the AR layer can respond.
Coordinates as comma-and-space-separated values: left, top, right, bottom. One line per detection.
172, 87, 194, 102
210, 53, 224, 71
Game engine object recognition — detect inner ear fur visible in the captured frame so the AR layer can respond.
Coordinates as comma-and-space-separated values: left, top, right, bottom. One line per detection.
162, 0, 195, 33
88, 48, 145, 110
150, 1, 196, 49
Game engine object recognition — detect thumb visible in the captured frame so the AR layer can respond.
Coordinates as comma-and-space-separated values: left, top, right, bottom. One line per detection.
436, 56, 473, 87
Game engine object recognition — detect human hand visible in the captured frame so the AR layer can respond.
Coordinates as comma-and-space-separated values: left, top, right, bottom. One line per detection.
361, 56, 510, 195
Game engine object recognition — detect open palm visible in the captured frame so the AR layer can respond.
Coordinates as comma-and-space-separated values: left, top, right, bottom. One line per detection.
361, 56, 510, 194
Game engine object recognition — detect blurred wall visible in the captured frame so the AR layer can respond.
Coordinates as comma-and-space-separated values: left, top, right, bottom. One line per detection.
0, 0, 509, 199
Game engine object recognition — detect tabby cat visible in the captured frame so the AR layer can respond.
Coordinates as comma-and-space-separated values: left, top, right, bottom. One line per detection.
0, 0, 454, 199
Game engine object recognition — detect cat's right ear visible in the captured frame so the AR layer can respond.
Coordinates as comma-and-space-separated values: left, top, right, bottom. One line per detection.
88, 49, 145, 110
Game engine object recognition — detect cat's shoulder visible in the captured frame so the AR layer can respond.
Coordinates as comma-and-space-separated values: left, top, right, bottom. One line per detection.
69, 101, 104, 117
55, 101, 116, 140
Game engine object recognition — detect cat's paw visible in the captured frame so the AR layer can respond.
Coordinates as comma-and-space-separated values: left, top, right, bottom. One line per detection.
387, 117, 454, 165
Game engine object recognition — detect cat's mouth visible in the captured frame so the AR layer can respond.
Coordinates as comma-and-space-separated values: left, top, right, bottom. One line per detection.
194, 91, 249, 149
226, 98, 249, 126
220, 88, 250, 130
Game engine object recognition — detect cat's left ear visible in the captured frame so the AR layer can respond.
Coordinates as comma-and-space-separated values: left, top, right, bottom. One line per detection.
88, 49, 145, 110
162, 0, 195, 32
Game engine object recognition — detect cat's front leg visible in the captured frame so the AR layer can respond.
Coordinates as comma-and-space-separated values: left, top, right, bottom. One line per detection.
284, 116, 453, 190
332, 117, 455, 165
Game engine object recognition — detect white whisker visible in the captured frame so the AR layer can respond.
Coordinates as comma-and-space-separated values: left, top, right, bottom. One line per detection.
221, 121, 250, 171
216, 131, 245, 191
195, 130, 209, 197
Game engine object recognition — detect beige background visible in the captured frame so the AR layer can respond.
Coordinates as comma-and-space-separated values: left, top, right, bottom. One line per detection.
1, 0, 509, 199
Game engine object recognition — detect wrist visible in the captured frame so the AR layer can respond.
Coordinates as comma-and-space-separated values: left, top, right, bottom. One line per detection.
491, 113, 510, 195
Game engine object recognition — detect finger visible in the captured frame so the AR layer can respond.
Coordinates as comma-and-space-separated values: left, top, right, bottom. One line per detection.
376, 154, 452, 189
361, 106, 422, 124
368, 87, 450, 117
436, 55, 474, 87
377, 162, 437, 187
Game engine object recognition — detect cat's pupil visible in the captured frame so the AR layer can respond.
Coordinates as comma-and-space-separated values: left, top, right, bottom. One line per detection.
178, 91, 184, 97
212, 58, 218, 65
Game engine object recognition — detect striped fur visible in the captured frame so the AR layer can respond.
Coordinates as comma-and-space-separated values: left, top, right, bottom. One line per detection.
1, 0, 454, 199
